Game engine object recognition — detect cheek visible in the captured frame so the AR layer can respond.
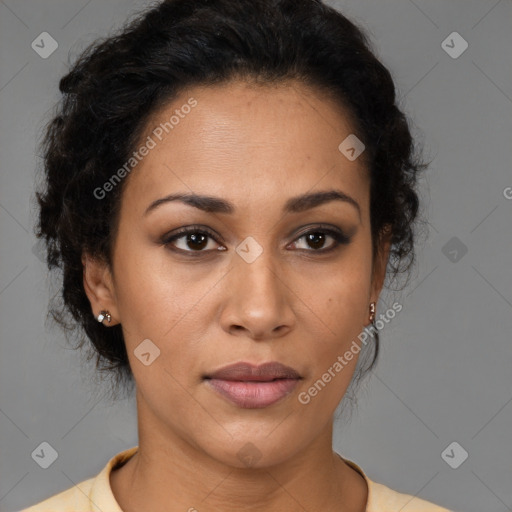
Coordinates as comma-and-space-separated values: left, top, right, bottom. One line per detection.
112, 233, 199, 338
111, 239, 218, 391
295, 292, 369, 417
308, 248, 373, 338
296, 246, 373, 391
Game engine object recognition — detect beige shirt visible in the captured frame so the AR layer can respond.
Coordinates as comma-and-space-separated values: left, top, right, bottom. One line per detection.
20, 446, 454, 512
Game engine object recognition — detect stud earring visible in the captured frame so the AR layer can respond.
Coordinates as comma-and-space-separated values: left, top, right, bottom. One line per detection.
369, 302, 376, 323
96, 310, 112, 324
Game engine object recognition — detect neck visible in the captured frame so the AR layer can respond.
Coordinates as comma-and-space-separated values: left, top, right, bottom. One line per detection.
110, 396, 367, 512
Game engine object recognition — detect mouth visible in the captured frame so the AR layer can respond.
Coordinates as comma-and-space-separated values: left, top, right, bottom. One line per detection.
203, 361, 302, 409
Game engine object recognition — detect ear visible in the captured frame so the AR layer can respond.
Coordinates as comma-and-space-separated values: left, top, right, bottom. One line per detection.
370, 226, 392, 304
82, 252, 120, 325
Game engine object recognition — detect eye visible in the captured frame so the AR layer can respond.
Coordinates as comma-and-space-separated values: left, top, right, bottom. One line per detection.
162, 226, 224, 254
161, 224, 352, 256
289, 226, 351, 253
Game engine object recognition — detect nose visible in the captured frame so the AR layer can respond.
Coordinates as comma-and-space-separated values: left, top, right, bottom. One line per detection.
219, 249, 296, 341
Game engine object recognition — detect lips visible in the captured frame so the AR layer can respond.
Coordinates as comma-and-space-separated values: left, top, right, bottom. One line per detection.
203, 362, 302, 408
204, 361, 301, 381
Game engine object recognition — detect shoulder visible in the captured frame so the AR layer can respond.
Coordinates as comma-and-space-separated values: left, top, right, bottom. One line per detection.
18, 477, 96, 512
339, 454, 454, 512
18, 446, 138, 512
367, 479, 454, 512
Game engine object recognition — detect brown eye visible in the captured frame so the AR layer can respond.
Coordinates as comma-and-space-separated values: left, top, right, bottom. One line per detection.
162, 224, 351, 257
302, 232, 330, 250
290, 227, 351, 253
163, 228, 223, 253
177, 232, 210, 251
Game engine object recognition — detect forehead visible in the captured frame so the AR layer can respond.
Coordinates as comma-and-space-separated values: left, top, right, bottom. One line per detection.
121, 79, 369, 218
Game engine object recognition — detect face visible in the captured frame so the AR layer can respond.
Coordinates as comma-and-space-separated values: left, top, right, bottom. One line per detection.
83, 79, 390, 468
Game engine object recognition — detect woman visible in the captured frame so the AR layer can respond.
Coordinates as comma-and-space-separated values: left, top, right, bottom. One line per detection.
22, 0, 455, 510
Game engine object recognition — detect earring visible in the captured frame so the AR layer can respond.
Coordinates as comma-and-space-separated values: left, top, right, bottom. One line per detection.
369, 302, 376, 324
96, 310, 112, 324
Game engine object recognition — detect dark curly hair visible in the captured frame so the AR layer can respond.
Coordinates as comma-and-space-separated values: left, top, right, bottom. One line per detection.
34, 0, 428, 399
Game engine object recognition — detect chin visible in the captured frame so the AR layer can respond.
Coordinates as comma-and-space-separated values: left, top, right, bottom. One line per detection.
198, 428, 306, 470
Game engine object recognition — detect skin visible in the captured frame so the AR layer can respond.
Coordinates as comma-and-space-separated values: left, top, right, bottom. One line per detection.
83, 79, 391, 512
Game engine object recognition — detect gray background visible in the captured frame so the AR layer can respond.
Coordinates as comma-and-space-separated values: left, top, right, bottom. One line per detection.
0, 1, 511, 511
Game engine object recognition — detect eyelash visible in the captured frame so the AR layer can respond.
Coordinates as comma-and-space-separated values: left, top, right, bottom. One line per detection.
161, 224, 352, 257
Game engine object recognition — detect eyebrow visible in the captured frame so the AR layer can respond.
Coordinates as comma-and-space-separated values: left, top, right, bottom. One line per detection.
144, 189, 361, 220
